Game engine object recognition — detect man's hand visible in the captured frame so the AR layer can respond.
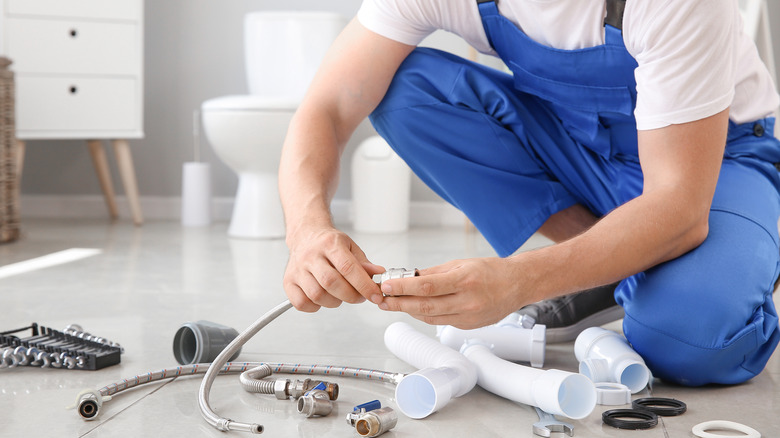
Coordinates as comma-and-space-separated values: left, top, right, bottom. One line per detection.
375, 257, 531, 329
284, 225, 385, 312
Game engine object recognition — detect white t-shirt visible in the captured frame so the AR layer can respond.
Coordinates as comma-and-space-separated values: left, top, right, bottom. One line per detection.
357, 0, 779, 131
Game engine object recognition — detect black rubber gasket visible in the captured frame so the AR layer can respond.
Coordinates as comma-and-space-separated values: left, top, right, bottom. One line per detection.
632, 397, 687, 416
602, 409, 658, 430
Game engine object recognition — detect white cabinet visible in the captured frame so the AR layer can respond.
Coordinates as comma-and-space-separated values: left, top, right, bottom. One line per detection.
0, 0, 145, 224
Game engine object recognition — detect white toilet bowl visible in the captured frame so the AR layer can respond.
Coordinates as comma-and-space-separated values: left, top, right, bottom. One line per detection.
201, 95, 296, 238
201, 11, 346, 239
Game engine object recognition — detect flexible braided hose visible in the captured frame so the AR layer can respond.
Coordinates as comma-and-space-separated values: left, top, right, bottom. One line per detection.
198, 300, 294, 433
238, 364, 275, 394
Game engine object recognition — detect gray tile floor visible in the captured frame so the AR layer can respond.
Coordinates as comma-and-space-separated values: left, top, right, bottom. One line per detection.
1, 219, 778, 437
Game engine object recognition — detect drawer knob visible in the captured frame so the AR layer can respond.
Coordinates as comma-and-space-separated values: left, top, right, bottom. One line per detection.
70, 29, 78, 38
69, 86, 78, 94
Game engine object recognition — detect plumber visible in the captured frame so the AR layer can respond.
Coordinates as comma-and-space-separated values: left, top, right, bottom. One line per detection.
278, 0, 780, 386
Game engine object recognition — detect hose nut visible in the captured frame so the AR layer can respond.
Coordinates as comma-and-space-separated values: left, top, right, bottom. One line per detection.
297, 390, 332, 418
354, 407, 398, 437
274, 378, 291, 400
289, 378, 312, 399
73, 389, 104, 420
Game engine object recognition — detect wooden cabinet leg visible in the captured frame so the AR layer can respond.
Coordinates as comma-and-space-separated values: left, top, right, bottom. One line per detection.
113, 139, 144, 226
86, 140, 119, 220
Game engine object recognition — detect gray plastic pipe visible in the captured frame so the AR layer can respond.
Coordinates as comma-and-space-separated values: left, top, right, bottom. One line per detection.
574, 327, 650, 394
437, 313, 546, 367
461, 342, 596, 420
384, 322, 477, 419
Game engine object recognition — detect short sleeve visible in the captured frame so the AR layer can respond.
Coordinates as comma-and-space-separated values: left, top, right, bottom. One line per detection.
624, 0, 738, 130
357, 0, 437, 46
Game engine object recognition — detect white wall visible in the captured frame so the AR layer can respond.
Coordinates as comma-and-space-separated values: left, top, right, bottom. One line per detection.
17, 1, 780, 213
20, 0, 389, 202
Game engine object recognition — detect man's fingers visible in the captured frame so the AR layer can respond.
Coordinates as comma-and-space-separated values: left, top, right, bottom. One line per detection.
380, 272, 454, 297
331, 252, 381, 299
300, 272, 346, 308
286, 284, 322, 313
380, 294, 457, 316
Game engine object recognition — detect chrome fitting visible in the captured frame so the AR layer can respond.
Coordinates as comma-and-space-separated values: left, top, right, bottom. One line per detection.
74, 389, 104, 420
317, 381, 339, 400
274, 378, 290, 400
289, 378, 313, 399
354, 407, 398, 437
373, 268, 419, 285
296, 390, 332, 418
288, 378, 339, 400
347, 400, 382, 426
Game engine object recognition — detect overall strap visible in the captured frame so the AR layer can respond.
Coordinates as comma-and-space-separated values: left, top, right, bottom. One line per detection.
605, 0, 627, 30
476, 0, 500, 50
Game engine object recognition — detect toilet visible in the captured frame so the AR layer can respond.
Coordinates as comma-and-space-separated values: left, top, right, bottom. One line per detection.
201, 11, 346, 238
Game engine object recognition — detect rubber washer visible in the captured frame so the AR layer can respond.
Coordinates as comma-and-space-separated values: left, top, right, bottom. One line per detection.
632, 397, 687, 416
602, 409, 658, 430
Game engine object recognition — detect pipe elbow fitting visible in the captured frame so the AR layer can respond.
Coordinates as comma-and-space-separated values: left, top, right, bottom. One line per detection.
296, 390, 332, 418
384, 322, 477, 419
574, 327, 650, 394
461, 342, 596, 420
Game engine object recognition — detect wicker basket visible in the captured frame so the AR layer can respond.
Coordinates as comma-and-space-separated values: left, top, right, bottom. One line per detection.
0, 56, 19, 243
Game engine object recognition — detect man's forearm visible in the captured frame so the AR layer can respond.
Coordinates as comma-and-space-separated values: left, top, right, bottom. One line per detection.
278, 108, 345, 240
512, 187, 709, 305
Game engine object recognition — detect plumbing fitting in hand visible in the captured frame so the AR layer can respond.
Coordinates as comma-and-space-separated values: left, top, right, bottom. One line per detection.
574, 327, 650, 394
438, 311, 546, 367
373, 268, 419, 296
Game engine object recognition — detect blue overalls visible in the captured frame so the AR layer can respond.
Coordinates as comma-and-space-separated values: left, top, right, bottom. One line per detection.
368, 0, 780, 386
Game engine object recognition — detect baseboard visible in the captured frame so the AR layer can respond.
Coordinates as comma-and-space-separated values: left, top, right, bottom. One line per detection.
19, 195, 466, 227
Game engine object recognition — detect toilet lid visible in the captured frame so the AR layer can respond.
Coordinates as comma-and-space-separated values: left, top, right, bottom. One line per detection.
202, 95, 299, 111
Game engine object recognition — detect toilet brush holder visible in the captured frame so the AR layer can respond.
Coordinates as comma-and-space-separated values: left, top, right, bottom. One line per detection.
181, 162, 212, 227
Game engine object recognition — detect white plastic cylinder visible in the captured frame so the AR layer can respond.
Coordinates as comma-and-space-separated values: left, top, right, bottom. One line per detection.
461, 342, 596, 420
574, 327, 650, 394
181, 162, 212, 227
438, 322, 546, 368
384, 322, 477, 419
351, 136, 411, 233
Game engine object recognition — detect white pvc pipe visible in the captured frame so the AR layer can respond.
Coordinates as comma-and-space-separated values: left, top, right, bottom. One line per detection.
574, 327, 650, 394
461, 342, 596, 420
438, 320, 546, 367
384, 322, 478, 419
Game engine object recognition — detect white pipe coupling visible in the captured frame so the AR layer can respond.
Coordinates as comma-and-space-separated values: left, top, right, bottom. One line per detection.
384, 322, 477, 419
461, 341, 596, 420
574, 327, 650, 394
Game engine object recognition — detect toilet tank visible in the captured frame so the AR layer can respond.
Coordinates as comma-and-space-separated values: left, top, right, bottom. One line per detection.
244, 11, 347, 101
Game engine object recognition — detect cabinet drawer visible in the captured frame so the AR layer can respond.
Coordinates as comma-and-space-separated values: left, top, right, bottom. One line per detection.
5, 0, 140, 21
16, 76, 138, 133
6, 18, 138, 75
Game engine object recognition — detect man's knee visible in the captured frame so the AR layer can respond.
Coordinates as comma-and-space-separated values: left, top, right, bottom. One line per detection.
621, 281, 780, 387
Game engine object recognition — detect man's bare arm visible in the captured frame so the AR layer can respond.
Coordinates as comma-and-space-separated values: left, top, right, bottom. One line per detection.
378, 109, 730, 329
279, 19, 415, 311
